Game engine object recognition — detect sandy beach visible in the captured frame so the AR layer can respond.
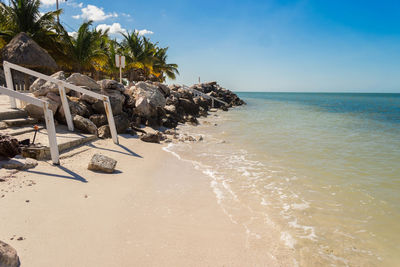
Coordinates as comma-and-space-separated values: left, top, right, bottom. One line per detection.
0, 135, 284, 267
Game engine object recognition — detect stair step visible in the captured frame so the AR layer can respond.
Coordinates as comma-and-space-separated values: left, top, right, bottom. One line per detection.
0, 109, 27, 120
16, 125, 98, 160
1, 125, 45, 136
2, 117, 38, 127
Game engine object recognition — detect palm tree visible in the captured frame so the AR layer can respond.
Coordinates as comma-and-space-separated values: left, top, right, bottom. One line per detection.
153, 47, 179, 81
68, 21, 108, 74
0, 0, 64, 57
121, 31, 146, 81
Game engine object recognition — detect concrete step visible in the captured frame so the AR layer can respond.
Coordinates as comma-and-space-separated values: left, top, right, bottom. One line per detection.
1, 117, 38, 127
0, 108, 27, 120
0, 125, 45, 136
17, 125, 98, 160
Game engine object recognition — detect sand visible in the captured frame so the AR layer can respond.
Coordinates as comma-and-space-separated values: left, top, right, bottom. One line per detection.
0, 135, 279, 266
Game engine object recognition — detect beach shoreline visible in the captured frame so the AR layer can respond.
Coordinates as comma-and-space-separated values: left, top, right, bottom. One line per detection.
0, 133, 288, 266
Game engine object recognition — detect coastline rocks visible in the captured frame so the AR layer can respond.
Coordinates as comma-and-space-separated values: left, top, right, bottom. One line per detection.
73, 115, 97, 134
0, 135, 20, 158
0, 240, 20, 267
97, 125, 111, 139
178, 98, 199, 116
88, 153, 117, 173
91, 90, 125, 116
66, 73, 100, 90
113, 114, 130, 134
140, 133, 161, 143
32, 71, 67, 97
98, 79, 125, 92
132, 82, 166, 118
24, 96, 59, 118
89, 114, 107, 127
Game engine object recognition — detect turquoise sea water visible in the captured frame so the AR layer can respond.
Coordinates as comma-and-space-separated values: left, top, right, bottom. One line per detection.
165, 93, 400, 266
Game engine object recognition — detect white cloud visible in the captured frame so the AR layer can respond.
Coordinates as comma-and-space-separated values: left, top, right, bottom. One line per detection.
66, 1, 83, 8
73, 4, 118, 22
68, 31, 78, 39
40, 0, 56, 6
135, 29, 154, 36
41, 0, 80, 7
96, 23, 127, 35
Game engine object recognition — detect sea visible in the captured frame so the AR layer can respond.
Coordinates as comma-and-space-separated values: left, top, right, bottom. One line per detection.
164, 92, 400, 266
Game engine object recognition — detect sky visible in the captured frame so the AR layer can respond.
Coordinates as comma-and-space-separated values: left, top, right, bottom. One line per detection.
39, 0, 400, 92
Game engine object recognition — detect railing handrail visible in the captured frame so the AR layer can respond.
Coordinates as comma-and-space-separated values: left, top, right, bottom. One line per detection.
182, 84, 228, 107
0, 85, 60, 165
3, 61, 119, 145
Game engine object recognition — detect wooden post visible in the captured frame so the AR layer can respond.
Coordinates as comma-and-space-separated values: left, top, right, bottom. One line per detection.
44, 103, 60, 165
4, 65, 17, 108
59, 84, 74, 131
103, 98, 119, 144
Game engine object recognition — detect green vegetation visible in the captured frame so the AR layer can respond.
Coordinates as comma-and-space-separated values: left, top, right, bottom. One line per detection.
0, 0, 179, 82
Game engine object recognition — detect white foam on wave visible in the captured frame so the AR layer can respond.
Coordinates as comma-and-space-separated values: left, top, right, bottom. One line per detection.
281, 231, 296, 249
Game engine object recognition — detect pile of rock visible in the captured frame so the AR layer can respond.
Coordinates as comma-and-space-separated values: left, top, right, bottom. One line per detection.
25, 73, 245, 137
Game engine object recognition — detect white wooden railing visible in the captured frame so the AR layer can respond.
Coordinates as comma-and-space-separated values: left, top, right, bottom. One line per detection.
182, 85, 228, 107
3, 61, 119, 145
0, 85, 60, 164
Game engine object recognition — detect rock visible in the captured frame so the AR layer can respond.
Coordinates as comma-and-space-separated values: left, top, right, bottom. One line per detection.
87, 153, 117, 173
80, 93, 98, 104
66, 73, 100, 90
98, 79, 125, 92
97, 125, 111, 139
153, 82, 170, 96
56, 99, 91, 123
179, 98, 199, 115
196, 135, 204, 142
24, 96, 59, 118
91, 90, 125, 115
89, 114, 107, 127
133, 82, 166, 118
73, 115, 97, 134
164, 105, 177, 115
0, 135, 20, 158
45, 92, 61, 104
32, 71, 67, 97
113, 114, 130, 134
140, 133, 160, 144
0, 158, 37, 170
0, 240, 20, 267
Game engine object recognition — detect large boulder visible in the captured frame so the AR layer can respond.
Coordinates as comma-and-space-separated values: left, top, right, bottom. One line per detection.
32, 71, 67, 96
113, 113, 130, 134
88, 153, 117, 173
97, 125, 111, 139
73, 115, 97, 134
0, 135, 20, 158
66, 73, 100, 90
24, 96, 59, 118
132, 82, 166, 118
0, 240, 20, 267
91, 90, 125, 116
98, 79, 125, 92
140, 133, 160, 144
89, 114, 107, 127
56, 99, 91, 123
178, 98, 199, 116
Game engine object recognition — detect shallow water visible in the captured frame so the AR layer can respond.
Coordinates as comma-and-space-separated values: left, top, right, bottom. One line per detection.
164, 93, 400, 266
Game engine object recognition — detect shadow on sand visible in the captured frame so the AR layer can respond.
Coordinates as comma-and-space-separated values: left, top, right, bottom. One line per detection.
26, 165, 88, 183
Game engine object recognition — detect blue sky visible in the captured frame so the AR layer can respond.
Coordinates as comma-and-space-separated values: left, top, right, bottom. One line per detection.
40, 0, 400, 92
